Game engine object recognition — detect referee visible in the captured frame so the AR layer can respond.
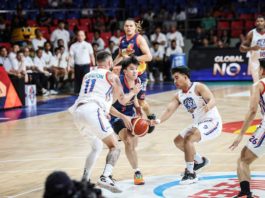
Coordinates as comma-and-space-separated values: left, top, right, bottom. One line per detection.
69, 30, 95, 94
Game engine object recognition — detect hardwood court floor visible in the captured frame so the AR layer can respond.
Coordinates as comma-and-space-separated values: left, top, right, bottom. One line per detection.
0, 82, 265, 197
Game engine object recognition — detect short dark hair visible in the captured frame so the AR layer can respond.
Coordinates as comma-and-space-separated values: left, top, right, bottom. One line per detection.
121, 56, 139, 70
259, 58, 265, 69
171, 66, 190, 78
256, 15, 265, 20
96, 51, 111, 63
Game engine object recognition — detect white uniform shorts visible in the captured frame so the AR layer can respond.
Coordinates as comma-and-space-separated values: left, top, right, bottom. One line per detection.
180, 118, 222, 143
71, 102, 114, 140
246, 124, 265, 157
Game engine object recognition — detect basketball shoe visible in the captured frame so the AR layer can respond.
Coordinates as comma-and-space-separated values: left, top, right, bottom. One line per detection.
179, 169, 198, 185
194, 157, 209, 171
233, 191, 253, 198
97, 175, 122, 193
134, 171, 145, 185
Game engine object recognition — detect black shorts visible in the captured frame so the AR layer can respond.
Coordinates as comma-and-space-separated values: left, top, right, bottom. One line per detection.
112, 118, 126, 135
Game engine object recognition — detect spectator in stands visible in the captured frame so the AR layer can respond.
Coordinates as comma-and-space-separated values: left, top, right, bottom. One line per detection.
187, 0, 199, 18
150, 41, 164, 82
201, 38, 210, 48
43, 41, 53, 68
210, 35, 219, 47
8, 44, 20, 63
166, 24, 184, 49
191, 26, 206, 48
172, 6, 186, 23
150, 26, 167, 54
57, 39, 65, 49
201, 11, 216, 31
23, 47, 35, 79
110, 29, 121, 47
36, 8, 52, 27
105, 40, 118, 59
69, 30, 94, 94
11, 6, 27, 30
220, 30, 231, 47
92, 42, 100, 58
236, 33, 246, 48
0, 47, 14, 75
34, 48, 57, 95
165, 39, 183, 80
92, 30, 105, 51
32, 29, 47, 51
0, 16, 9, 42
12, 51, 28, 83
50, 20, 70, 50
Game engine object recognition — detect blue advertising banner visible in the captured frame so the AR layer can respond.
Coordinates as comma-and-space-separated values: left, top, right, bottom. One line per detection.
188, 48, 251, 81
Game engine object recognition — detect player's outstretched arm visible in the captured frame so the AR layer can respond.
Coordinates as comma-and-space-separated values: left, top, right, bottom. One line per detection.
197, 83, 216, 112
229, 83, 261, 150
151, 94, 180, 126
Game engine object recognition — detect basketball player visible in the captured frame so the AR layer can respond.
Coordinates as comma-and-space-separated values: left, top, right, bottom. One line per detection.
229, 58, 265, 198
69, 51, 141, 193
240, 15, 265, 83
110, 56, 145, 185
113, 18, 156, 133
151, 66, 222, 184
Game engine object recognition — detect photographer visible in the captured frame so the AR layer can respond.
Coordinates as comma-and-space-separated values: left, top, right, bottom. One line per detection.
44, 171, 105, 198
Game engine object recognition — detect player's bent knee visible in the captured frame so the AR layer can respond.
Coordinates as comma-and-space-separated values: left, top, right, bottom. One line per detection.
91, 138, 103, 153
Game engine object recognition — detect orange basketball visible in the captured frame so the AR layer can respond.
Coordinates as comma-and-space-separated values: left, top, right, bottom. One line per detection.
131, 117, 149, 137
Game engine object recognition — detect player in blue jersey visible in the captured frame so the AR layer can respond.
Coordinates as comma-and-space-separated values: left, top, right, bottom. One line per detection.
110, 56, 145, 185
113, 18, 156, 133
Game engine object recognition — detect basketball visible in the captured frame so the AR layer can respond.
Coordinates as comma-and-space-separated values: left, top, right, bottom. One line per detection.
131, 117, 149, 137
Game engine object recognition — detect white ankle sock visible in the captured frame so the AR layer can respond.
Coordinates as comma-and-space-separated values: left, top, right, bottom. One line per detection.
134, 168, 140, 173
194, 153, 203, 164
103, 164, 113, 177
186, 162, 194, 173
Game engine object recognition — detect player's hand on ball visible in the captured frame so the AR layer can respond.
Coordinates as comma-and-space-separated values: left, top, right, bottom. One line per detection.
229, 134, 243, 150
121, 115, 133, 131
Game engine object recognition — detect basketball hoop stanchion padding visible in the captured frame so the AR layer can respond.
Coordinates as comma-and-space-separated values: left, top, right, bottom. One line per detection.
0, 66, 22, 109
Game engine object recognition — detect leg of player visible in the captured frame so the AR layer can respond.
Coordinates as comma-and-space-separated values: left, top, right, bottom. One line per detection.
97, 134, 122, 193
180, 128, 201, 185
234, 147, 257, 198
174, 135, 208, 172
82, 137, 103, 181
119, 128, 145, 185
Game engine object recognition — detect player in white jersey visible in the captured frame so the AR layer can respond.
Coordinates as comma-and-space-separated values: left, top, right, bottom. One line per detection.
151, 66, 222, 184
240, 15, 265, 83
230, 58, 265, 198
69, 51, 141, 193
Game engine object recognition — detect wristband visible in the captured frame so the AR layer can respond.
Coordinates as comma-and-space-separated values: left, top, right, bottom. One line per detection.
156, 119, 161, 124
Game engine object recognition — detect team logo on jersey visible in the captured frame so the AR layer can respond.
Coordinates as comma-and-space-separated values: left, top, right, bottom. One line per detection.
257, 39, 265, 48
222, 119, 260, 135
183, 97, 197, 113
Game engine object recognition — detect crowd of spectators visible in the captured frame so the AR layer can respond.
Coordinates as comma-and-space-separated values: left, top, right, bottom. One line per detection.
0, 0, 263, 93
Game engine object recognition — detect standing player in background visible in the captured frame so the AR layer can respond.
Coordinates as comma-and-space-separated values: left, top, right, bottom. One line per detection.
240, 15, 265, 83
110, 56, 145, 185
113, 18, 156, 133
230, 59, 265, 198
151, 67, 222, 184
69, 51, 140, 193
